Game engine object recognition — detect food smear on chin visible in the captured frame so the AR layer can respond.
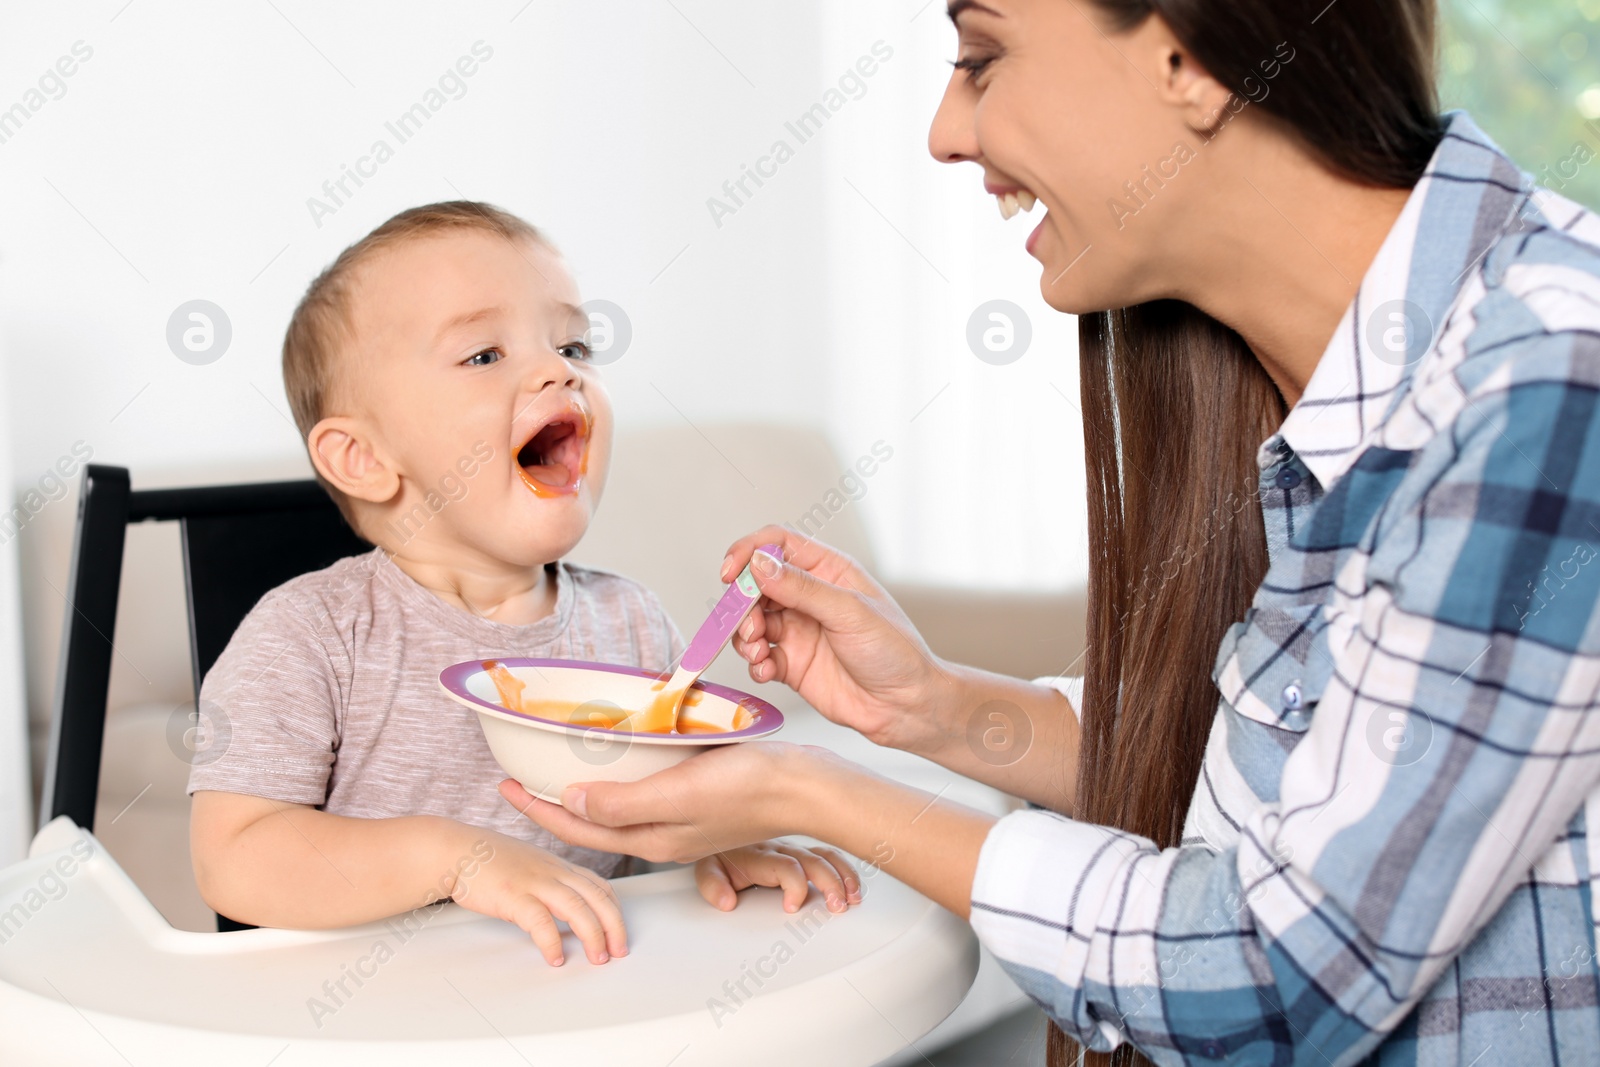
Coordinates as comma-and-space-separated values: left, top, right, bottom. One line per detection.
478, 660, 751, 734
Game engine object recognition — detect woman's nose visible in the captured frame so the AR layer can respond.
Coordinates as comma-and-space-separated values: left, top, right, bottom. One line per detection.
928, 71, 979, 164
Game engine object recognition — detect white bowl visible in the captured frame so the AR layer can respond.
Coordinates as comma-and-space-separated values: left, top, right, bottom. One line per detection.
438, 658, 785, 802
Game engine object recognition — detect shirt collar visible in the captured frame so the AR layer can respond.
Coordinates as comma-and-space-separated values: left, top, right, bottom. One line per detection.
1268, 111, 1532, 489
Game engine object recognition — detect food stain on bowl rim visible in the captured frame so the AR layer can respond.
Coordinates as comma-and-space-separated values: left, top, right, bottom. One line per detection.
438, 657, 784, 743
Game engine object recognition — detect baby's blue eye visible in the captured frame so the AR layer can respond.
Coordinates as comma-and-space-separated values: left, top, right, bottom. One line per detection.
463, 348, 502, 366
559, 341, 593, 362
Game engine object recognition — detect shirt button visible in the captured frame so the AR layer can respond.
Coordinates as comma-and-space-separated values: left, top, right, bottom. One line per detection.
1282, 682, 1303, 710
1275, 467, 1302, 489
1200, 1039, 1225, 1057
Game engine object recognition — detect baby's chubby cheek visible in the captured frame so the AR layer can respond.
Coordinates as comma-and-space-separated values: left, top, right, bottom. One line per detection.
578, 390, 614, 499
582, 432, 612, 507
423, 438, 500, 502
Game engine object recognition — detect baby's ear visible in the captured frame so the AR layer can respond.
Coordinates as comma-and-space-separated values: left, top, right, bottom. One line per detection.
307, 417, 400, 504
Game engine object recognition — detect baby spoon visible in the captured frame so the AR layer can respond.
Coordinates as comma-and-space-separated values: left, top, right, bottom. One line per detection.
614, 543, 781, 733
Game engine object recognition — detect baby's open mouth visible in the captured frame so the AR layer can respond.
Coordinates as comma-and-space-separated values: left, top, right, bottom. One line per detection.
516, 409, 588, 496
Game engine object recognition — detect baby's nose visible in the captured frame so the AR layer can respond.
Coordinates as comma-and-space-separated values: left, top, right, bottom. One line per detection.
524, 349, 581, 390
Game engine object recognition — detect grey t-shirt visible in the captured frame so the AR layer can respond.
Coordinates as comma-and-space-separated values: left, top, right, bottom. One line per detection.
187, 548, 683, 877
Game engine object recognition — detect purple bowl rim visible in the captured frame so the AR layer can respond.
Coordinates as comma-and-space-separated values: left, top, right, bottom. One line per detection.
438, 657, 784, 740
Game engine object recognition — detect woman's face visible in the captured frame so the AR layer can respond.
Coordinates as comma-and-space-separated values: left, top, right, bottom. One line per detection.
930, 0, 1226, 314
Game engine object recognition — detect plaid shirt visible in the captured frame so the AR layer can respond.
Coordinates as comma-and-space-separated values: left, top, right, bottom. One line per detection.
970, 112, 1600, 1065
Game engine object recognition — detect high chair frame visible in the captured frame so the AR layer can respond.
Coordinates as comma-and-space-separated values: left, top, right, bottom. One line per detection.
38, 463, 370, 929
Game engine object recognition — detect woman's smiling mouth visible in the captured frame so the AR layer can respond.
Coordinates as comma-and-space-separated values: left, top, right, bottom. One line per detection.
985, 179, 1038, 220
516, 407, 590, 497
985, 179, 1047, 255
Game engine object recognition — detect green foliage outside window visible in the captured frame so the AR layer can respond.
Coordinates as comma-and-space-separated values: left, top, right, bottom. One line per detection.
1439, 0, 1600, 210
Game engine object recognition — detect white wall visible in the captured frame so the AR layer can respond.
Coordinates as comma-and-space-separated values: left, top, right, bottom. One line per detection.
1, 1, 836, 480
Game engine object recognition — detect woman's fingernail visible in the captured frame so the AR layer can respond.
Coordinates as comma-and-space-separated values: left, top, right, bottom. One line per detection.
595, 952, 609, 964
739, 617, 756, 640
720, 554, 733, 581
752, 550, 782, 580
565, 787, 588, 819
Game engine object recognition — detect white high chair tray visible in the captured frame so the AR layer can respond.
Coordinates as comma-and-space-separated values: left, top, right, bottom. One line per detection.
0, 819, 978, 1066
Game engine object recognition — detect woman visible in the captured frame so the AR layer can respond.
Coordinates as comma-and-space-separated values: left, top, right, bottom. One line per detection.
510, 0, 1600, 1062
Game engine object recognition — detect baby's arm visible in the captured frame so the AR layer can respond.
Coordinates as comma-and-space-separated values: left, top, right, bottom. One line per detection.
191, 790, 624, 965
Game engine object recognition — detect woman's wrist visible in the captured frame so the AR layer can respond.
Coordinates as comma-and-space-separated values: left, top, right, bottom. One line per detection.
775, 743, 996, 918
898, 662, 1080, 811
765, 742, 857, 842
851, 654, 980, 762
917, 659, 1004, 760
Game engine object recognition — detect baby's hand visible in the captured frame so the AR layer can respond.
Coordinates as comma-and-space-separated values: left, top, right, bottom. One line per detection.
694, 841, 861, 914
450, 831, 625, 967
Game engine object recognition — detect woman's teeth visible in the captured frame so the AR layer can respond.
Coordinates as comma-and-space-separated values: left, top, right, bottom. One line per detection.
997, 190, 1038, 220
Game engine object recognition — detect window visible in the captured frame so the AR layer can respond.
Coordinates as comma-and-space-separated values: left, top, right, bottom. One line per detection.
1441, 0, 1600, 212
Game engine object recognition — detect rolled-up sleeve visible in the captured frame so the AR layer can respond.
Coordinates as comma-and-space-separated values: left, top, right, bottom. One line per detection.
1032, 675, 1084, 721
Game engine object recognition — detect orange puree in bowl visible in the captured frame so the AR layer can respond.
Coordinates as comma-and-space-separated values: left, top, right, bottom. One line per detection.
480, 661, 751, 735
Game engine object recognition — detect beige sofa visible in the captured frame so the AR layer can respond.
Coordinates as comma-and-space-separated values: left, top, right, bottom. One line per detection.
18, 423, 1086, 1058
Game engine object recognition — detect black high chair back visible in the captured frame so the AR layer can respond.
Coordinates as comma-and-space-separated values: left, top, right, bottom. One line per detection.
39, 464, 370, 930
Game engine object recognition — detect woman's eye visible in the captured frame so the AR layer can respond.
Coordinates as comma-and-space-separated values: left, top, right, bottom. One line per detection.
463, 348, 502, 367
559, 340, 593, 362
952, 54, 997, 82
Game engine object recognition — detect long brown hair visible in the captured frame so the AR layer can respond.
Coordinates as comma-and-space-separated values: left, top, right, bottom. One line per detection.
1060, 3, 1443, 1064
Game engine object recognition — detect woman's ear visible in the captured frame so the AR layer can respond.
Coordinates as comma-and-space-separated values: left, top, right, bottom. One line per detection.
307, 416, 401, 504
1145, 21, 1235, 136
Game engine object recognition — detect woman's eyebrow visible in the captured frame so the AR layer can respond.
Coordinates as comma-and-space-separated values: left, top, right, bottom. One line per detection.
947, 0, 1002, 24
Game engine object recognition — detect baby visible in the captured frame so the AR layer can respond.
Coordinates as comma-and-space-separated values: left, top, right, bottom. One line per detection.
187, 201, 858, 967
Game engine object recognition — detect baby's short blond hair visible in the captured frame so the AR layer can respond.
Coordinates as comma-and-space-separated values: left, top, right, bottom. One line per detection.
282, 200, 545, 528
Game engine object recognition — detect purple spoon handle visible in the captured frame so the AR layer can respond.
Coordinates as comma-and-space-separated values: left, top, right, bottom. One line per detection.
679, 543, 782, 673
